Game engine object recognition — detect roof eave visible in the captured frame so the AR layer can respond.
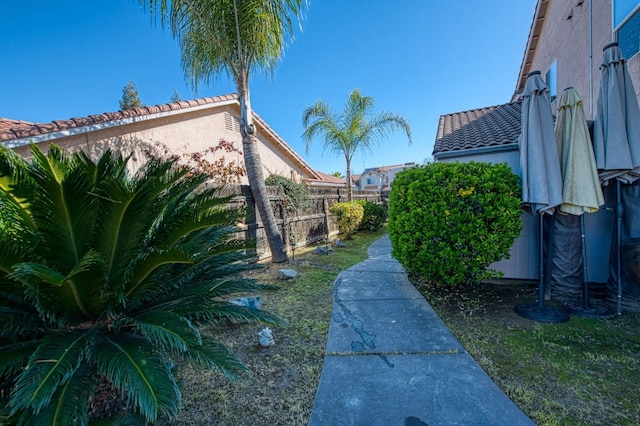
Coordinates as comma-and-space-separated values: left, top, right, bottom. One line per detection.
433, 143, 519, 161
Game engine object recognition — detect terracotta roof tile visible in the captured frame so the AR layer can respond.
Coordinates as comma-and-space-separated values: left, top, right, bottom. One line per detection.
433, 101, 521, 155
0, 94, 240, 144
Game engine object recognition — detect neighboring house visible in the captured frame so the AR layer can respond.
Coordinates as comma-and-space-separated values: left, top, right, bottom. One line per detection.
433, 0, 640, 282
305, 170, 347, 188
0, 94, 330, 187
355, 163, 416, 191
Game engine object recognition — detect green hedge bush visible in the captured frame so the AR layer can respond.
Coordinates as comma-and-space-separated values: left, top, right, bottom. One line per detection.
388, 161, 522, 285
329, 201, 364, 237
265, 174, 310, 214
355, 200, 387, 231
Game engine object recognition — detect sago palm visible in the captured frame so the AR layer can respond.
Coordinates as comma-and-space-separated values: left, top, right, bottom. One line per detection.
302, 89, 412, 201
140, 0, 308, 262
0, 144, 283, 424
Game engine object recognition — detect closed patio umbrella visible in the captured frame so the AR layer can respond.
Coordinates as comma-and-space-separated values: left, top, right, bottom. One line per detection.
554, 87, 610, 318
520, 72, 564, 214
515, 71, 569, 323
593, 43, 640, 314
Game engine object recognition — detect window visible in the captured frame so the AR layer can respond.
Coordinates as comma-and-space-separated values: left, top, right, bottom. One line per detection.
614, 0, 640, 59
545, 60, 557, 101
366, 177, 376, 185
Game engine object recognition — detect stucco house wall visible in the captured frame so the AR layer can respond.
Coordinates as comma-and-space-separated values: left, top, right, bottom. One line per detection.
515, 0, 640, 118
4, 95, 320, 185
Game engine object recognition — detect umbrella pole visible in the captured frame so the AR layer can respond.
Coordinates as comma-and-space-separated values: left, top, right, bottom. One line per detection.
538, 214, 545, 309
617, 180, 623, 315
581, 214, 589, 308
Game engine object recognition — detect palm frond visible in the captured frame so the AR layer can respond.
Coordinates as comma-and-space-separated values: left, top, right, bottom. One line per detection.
122, 247, 193, 302
0, 339, 41, 379
92, 335, 180, 422
27, 145, 98, 268
9, 330, 95, 415
179, 335, 249, 380
21, 362, 96, 426
10, 249, 105, 320
180, 302, 286, 328
0, 306, 43, 338
127, 311, 201, 353
0, 145, 38, 233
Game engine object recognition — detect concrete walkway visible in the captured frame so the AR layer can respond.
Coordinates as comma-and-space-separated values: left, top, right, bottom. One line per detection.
308, 235, 534, 426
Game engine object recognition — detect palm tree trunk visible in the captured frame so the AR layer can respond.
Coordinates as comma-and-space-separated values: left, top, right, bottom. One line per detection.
237, 84, 288, 263
345, 156, 353, 201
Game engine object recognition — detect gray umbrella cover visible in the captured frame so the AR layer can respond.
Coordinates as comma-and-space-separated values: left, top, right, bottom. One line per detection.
593, 43, 640, 184
519, 71, 563, 214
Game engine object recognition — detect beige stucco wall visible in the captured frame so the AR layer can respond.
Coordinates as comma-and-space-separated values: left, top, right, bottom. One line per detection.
13, 104, 311, 184
529, 0, 639, 119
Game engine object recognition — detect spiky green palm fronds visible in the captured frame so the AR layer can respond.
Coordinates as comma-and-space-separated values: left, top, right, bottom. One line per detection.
0, 144, 282, 424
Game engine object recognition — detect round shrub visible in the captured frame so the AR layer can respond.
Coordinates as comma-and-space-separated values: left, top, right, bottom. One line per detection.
329, 201, 364, 237
355, 200, 387, 231
388, 161, 522, 285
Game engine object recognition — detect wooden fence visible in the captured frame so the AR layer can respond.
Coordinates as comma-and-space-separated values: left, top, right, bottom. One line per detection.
227, 186, 384, 261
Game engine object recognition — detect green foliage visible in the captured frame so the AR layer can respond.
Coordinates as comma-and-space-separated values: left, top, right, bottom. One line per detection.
355, 200, 387, 231
0, 144, 283, 424
265, 174, 310, 214
302, 89, 412, 201
329, 201, 364, 237
388, 161, 522, 285
119, 80, 143, 110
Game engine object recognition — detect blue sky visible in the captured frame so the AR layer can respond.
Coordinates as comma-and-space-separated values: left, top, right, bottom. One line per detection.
1, 1, 536, 175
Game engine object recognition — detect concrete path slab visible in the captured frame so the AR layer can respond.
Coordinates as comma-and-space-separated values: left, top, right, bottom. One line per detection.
309, 353, 533, 426
309, 235, 534, 426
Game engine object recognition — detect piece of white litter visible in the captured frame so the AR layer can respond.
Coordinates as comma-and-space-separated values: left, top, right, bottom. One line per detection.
258, 327, 275, 347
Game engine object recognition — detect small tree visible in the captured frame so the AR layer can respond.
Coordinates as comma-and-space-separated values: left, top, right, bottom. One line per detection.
302, 89, 412, 201
170, 88, 182, 103
119, 80, 143, 110
330, 171, 345, 179
388, 162, 522, 285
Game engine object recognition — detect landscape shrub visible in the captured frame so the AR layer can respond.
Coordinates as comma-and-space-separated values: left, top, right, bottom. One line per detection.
355, 200, 387, 231
265, 174, 310, 214
0, 144, 282, 424
388, 161, 522, 285
329, 201, 364, 237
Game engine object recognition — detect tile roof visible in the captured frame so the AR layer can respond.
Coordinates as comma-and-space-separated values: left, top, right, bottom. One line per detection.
433, 101, 521, 156
0, 93, 323, 182
0, 94, 239, 144
305, 170, 347, 185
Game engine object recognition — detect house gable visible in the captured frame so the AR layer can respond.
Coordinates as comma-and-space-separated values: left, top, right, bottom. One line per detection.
1, 94, 323, 184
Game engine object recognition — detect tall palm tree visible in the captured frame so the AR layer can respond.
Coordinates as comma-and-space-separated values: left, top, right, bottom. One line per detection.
302, 89, 413, 201
140, 0, 308, 263
0, 144, 283, 424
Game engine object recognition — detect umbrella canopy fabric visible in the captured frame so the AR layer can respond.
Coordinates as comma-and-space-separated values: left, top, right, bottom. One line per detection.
593, 43, 640, 184
555, 87, 604, 215
519, 71, 563, 214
